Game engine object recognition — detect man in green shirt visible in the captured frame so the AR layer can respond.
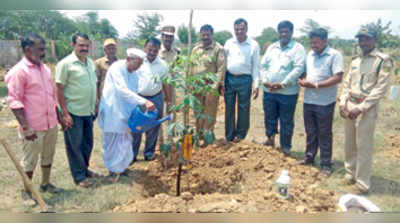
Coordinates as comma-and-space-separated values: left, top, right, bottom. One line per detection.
55, 33, 99, 188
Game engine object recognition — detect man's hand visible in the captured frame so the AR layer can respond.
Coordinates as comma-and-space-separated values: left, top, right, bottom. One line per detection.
22, 126, 37, 141
145, 100, 156, 112
264, 82, 283, 92
252, 87, 259, 99
269, 83, 284, 92
339, 105, 349, 119
62, 112, 74, 130
218, 85, 225, 96
298, 78, 316, 88
93, 102, 99, 120
264, 82, 274, 89
348, 107, 362, 120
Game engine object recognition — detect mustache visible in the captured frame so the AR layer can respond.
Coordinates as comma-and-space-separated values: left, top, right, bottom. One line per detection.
80, 50, 88, 53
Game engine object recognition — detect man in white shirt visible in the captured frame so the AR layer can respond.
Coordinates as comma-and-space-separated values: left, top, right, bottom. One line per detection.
131, 37, 168, 162
98, 48, 155, 182
224, 18, 260, 143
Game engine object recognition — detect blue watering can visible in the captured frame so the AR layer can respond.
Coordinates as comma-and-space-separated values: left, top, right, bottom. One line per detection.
128, 105, 172, 133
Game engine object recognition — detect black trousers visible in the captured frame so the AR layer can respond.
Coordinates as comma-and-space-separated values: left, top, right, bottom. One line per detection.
303, 102, 335, 168
64, 114, 94, 184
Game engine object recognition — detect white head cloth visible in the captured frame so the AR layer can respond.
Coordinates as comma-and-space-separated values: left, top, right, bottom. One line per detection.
126, 48, 146, 59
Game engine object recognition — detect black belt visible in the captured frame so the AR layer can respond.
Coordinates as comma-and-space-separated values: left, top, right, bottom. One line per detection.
139, 91, 162, 98
226, 71, 251, 77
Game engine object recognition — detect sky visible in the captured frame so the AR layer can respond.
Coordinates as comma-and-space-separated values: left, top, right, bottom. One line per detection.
59, 10, 400, 40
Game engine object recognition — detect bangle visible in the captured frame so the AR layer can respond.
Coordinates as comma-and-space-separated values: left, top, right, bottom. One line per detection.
315, 83, 319, 89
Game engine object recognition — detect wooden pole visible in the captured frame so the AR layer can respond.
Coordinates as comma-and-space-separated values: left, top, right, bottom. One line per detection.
0, 139, 48, 211
176, 164, 182, 196
177, 9, 194, 197
51, 40, 58, 63
183, 9, 194, 127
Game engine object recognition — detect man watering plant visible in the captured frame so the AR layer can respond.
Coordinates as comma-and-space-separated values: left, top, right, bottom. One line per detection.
98, 48, 155, 183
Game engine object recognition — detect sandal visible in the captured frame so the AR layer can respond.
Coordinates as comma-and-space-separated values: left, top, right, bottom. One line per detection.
121, 169, 135, 177
107, 172, 120, 183
77, 179, 94, 188
87, 170, 101, 178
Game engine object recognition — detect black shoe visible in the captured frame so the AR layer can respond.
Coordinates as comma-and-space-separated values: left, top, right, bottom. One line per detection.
297, 158, 314, 165
144, 155, 155, 161
320, 166, 332, 177
232, 137, 242, 143
282, 148, 291, 156
40, 183, 63, 193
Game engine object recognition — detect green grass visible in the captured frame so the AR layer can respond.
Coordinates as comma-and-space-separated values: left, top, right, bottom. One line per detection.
0, 82, 7, 97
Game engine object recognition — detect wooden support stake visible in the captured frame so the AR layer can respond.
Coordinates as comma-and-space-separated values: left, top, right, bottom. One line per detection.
0, 139, 48, 211
176, 163, 182, 196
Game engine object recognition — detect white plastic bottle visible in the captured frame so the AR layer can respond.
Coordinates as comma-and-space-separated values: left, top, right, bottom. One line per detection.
276, 169, 290, 199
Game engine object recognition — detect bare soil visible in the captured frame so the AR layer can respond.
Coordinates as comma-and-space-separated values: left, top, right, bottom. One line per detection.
114, 139, 338, 213
382, 134, 400, 161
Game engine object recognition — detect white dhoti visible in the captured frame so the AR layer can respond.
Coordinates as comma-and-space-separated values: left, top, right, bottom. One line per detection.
102, 132, 133, 173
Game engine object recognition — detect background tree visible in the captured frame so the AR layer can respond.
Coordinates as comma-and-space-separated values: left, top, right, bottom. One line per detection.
0, 10, 119, 60
255, 27, 278, 54
213, 30, 232, 46
125, 12, 163, 47
75, 11, 119, 40
361, 18, 400, 49
299, 18, 332, 36
178, 24, 198, 45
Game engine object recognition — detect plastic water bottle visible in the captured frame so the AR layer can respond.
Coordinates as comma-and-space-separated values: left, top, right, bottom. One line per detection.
276, 169, 290, 199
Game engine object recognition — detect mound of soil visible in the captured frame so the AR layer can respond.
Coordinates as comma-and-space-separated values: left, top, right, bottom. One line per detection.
383, 134, 400, 160
114, 140, 338, 213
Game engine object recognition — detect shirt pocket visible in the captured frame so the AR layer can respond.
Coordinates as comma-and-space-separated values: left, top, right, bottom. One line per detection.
360, 71, 378, 94
68, 65, 87, 82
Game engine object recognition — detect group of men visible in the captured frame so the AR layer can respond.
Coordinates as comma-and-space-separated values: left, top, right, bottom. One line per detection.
5, 17, 392, 205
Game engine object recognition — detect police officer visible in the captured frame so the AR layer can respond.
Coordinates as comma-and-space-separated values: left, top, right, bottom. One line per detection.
339, 25, 392, 194
158, 25, 180, 146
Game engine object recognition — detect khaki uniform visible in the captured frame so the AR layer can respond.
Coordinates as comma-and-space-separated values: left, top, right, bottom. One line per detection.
158, 44, 180, 144
339, 48, 392, 191
95, 56, 117, 98
191, 41, 226, 133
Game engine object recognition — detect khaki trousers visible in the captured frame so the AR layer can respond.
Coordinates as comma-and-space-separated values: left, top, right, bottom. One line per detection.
195, 92, 219, 133
344, 101, 379, 191
19, 126, 58, 172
